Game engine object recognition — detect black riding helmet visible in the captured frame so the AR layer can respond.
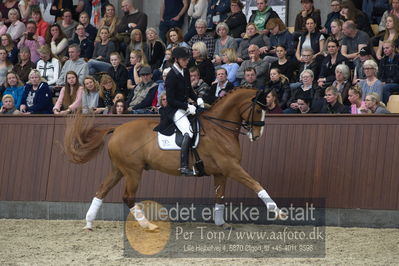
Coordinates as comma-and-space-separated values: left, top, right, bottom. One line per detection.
172, 47, 190, 60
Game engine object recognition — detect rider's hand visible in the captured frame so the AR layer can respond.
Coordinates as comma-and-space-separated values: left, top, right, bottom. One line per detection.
187, 104, 196, 115
197, 98, 204, 108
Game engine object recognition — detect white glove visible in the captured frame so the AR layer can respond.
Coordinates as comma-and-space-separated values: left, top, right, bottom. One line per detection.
197, 97, 204, 108
187, 104, 196, 115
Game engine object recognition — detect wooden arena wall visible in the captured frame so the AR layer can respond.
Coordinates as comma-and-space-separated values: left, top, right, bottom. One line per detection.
0, 115, 398, 210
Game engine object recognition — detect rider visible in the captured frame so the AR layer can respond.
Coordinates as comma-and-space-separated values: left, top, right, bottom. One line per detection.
163, 46, 204, 176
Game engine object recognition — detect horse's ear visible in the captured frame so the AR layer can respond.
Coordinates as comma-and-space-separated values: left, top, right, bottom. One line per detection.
255, 88, 269, 110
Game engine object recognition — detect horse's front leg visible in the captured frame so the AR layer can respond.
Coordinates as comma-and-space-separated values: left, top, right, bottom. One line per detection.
213, 174, 231, 228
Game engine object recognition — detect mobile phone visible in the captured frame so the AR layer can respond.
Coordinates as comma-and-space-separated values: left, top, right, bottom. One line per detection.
27, 32, 34, 40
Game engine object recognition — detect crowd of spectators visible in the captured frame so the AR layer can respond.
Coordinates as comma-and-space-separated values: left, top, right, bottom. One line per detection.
0, 0, 397, 115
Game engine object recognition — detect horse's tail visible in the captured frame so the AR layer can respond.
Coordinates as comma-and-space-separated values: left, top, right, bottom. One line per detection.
64, 113, 115, 164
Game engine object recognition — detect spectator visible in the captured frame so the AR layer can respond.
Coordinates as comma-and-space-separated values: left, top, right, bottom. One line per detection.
353, 46, 373, 82
265, 89, 283, 113
57, 44, 89, 86
325, 19, 344, 48
189, 66, 211, 100
96, 74, 117, 114
376, 15, 399, 60
188, 41, 215, 86
70, 23, 94, 60
53, 71, 83, 114
78, 11, 97, 43
265, 18, 295, 58
50, 0, 74, 21
237, 23, 269, 62
330, 64, 352, 105
185, 0, 207, 42
116, 0, 148, 45
220, 48, 240, 86
107, 52, 128, 96
0, 0, 19, 22
295, 17, 325, 61
296, 96, 314, 113
224, 0, 246, 39
379, 40, 399, 103
111, 99, 128, 114
321, 0, 342, 34
188, 19, 216, 58
126, 66, 158, 114
379, 0, 399, 32
17, 21, 45, 64
20, 69, 53, 114
31, 7, 48, 39
0, 47, 12, 86
236, 44, 269, 89
0, 94, 20, 114
19, 0, 38, 21
362, 0, 389, 25
294, 0, 321, 33
88, 27, 116, 75
155, 67, 172, 104
144, 27, 165, 71
270, 45, 297, 82
166, 27, 190, 49
213, 22, 237, 65
348, 85, 367, 114
318, 86, 349, 113
160, 48, 173, 73
57, 9, 78, 41
45, 23, 69, 58
364, 92, 391, 113
266, 68, 290, 109
240, 67, 261, 89
6, 8, 25, 41
206, 0, 230, 31
81, 75, 100, 114
206, 67, 234, 104
318, 39, 349, 88
1, 33, 18, 65
340, 0, 373, 37
127, 49, 147, 90
125, 29, 146, 66
359, 59, 383, 101
341, 20, 370, 63
36, 45, 60, 87
0, 13, 7, 36
292, 48, 320, 85
13, 47, 36, 83
2, 71, 24, 109
97, 3, 119, 42
248, 0, 279, 35
159, 0, 188, 43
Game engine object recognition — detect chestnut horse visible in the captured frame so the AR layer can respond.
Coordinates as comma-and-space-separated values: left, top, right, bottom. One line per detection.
64, 88, 285, 230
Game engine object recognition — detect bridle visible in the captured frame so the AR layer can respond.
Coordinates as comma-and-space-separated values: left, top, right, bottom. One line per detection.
202, 91, 267, 137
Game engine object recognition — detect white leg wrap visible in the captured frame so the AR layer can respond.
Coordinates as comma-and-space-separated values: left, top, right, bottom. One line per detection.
85, 197, 103, 229
258, 189, 278, 211
214, 203, 225, 226
131, 205, 150, 228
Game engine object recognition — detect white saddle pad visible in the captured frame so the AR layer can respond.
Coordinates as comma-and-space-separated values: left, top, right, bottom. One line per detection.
157, 131, 200, 150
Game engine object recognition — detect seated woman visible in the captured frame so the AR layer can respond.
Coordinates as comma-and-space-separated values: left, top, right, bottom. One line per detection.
1, 94, 20, 114
185, 0, 208, 42
330, 64, 352, 105
166, 27, 190, 49
125, 29, 146, 66
266, 68, 290, 109
107, 52, 128, 96
295, 17, 325, 62
1, 33, 18, 65
376, 15, 399, 60
36, 45, 60, 87
96, 74, 117, 114
340, 0, 373, 37
348, 85, 367, 114
237, 23, 268, 62
265, 89, 283, 114
270, 45, 297, 82
13, 47, 36, 83
143, 27, 165, 73
127, 49, 148, 91
88, 26, 116, 75
6, 8, 25, 41
2, 71, 24, 110
220, 48, 239, 86
81, 76, 100, 114
45, 23, 68, 58
224, 0, 246, 39
20, 69, 53, 114
213, 22, 237, 65
53, 71, 83, 115
0, 46, 13, 86
363, 92, 391, 114
265, 18, 295, 58
318, 86, 349, 114
359, 60, 383, 102
324, 19, 344, 49
188, 41, 215, 86
111, 99, 128, 114
97, 3, 119, 43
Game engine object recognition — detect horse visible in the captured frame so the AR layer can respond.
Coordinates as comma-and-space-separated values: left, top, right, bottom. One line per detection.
64, 87, 286, 231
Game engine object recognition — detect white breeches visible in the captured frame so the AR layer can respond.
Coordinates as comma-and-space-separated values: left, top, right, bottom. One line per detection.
174, 109, 193, 138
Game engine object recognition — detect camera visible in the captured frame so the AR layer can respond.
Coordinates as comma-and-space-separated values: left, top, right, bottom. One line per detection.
27, 32, 34, 40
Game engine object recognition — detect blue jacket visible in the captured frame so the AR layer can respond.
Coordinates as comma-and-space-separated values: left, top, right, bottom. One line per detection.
21, 82, 53, 114
269, 30, 295, 56
1, 86, 24, 109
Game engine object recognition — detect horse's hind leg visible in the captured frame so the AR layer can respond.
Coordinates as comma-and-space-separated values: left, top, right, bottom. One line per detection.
123, 168, 159, 231
84, 165, 123, 230
214, 174, 228, 226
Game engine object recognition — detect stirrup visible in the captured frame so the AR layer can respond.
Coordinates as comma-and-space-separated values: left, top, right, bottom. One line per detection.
180, 166, 196, 176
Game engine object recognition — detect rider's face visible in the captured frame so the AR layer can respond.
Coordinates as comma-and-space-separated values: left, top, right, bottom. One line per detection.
177, 57, 189, 69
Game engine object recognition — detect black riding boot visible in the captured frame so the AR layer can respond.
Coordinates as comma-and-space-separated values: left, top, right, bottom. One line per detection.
180, 133, 195, 176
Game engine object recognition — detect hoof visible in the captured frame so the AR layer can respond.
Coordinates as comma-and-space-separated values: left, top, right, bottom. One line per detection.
83, 226, 93, 231
145, 223, 159, 232
276, 209, 288, 220
219, 223, 232, 230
